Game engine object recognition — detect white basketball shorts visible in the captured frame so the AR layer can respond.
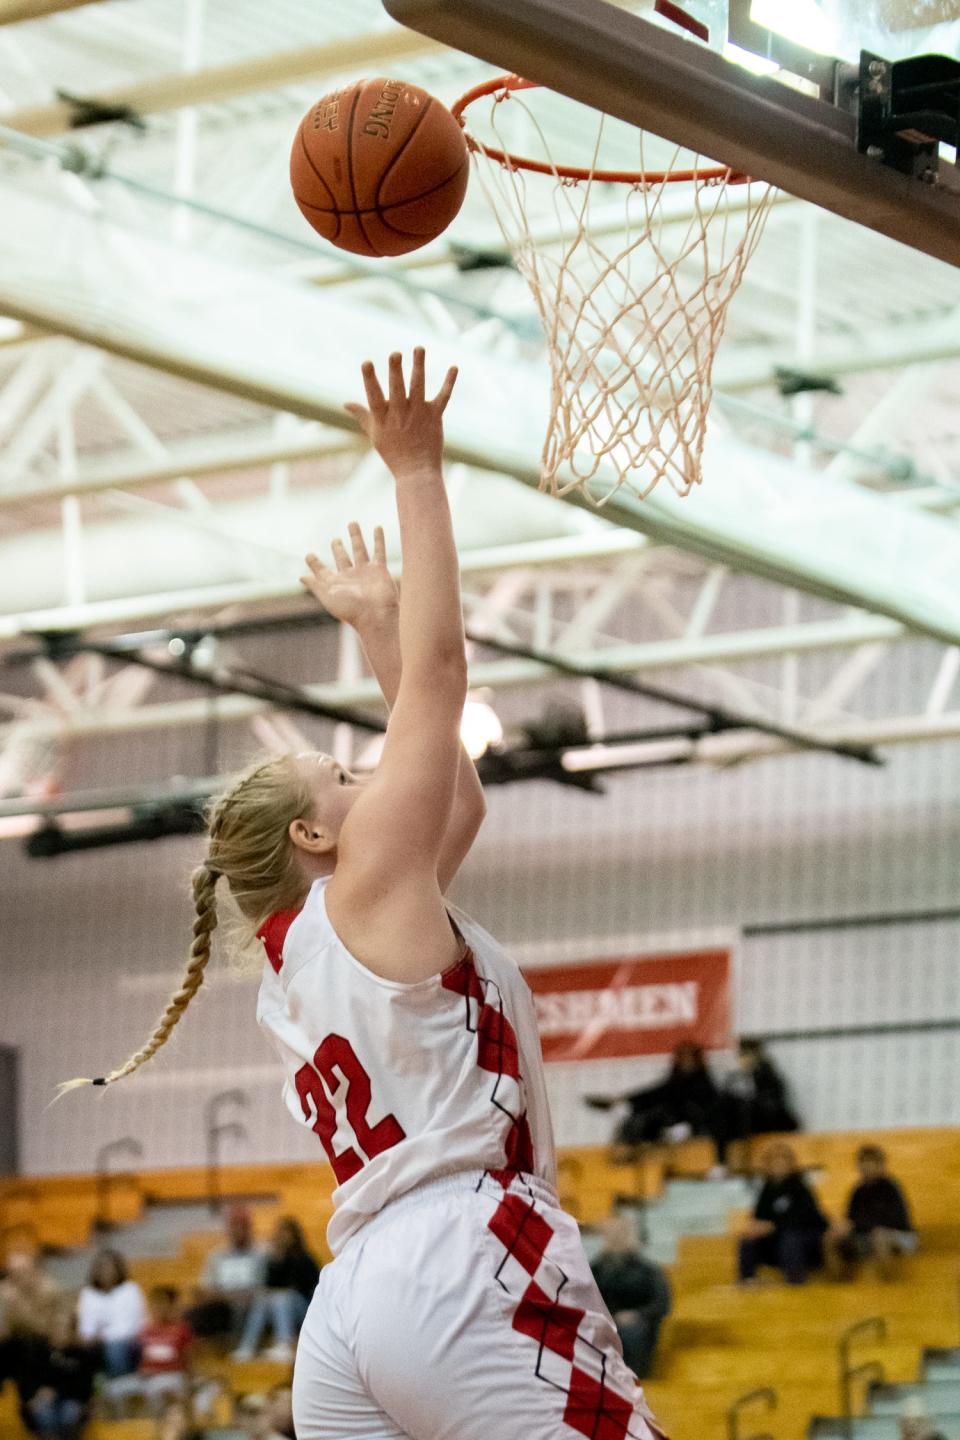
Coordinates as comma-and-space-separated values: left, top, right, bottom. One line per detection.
292, 1170, 665, 1440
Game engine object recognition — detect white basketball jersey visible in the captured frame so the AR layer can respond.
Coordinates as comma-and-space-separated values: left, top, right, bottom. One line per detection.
256, 876, 557, 1254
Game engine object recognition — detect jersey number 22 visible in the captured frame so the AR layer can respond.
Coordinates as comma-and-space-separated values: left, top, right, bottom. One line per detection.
295, 1034, 406, 1185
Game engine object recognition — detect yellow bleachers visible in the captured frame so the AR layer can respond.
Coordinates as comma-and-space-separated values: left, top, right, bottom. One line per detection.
636, 1127, 960, 1440
2, 1127, 958, 1440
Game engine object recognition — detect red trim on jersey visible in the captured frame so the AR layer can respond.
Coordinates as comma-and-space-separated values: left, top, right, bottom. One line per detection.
256, 907, 302, 974
441, 949, 532, 1182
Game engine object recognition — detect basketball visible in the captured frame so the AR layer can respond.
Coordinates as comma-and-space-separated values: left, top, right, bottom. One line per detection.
290, 78, 469, 258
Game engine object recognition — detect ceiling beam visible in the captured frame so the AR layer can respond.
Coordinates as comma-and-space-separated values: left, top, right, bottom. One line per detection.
0, 423, 360, 507
3, 181, 960, 648
2, 703, 959, 816
0, 0, 100, 21
2, 26, 445, 136
716, 307, 960, 392
0, 530, 645, 641
0, 612, 911, 742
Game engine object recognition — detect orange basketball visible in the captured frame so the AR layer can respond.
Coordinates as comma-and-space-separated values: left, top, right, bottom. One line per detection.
290, 78, 469, 258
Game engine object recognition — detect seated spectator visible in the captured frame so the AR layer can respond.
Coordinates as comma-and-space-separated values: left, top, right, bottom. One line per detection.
103, 1286, 193, 1416
77, 1249, 147, 1379
232, 1218, 320, 1363
826, 1145, 917, 1282
737, 1142, 828, 1286
708, 1039, 800, 1174
155, 1395, 207, 1440
186, 1206, 266, 1343
586, 1044, 719, 1152
237, 1386, 295, 1440
22, 1307, 97, 1440
900, 1397, 949, 1440
0, 1246, 64, 1413
589, 1213, 671, 1379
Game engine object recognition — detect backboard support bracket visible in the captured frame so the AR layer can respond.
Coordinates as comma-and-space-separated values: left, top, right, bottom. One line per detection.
857, 50, 960, 182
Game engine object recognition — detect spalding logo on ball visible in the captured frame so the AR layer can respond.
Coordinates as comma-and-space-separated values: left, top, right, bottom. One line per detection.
290, 78, 469, 257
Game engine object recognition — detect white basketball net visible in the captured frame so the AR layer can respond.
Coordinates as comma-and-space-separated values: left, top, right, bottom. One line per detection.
455, 79, 775, 505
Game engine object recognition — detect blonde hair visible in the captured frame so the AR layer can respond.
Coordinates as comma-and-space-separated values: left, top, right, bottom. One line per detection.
58, 754, 316, 1097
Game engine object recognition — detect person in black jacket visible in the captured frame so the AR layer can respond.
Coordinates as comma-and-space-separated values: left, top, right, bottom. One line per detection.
585, 1044, 719, 1150
826, 1145, 917, 1281
232, 1218, 320, 1362
22, 1308, 98, 1440
590, 1213, 671, 1379
708, 1039, 800, 1171
737, 1143, 828, 1285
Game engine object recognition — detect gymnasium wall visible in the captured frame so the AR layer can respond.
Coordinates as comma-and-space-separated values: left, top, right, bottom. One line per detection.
3, 655, 959, 1176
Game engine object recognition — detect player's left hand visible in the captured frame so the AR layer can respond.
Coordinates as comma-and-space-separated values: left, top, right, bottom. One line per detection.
301, 521, 398, 628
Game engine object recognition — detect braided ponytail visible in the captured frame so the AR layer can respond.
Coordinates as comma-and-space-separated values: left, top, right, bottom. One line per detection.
57, 752, 317, 1100
55, 864, 220, 1099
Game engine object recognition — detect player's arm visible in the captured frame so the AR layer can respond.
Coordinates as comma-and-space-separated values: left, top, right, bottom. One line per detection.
301, 524, 485, 892
326, 349, 466, 974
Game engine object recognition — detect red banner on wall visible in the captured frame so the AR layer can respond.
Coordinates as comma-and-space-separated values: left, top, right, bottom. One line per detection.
524, 949, 732, 1063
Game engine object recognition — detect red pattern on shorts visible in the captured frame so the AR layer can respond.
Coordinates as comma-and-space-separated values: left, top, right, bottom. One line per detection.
485, 1187, 655, 1440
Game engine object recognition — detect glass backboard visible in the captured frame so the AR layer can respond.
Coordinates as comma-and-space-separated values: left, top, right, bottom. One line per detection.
756, 0, 960, 63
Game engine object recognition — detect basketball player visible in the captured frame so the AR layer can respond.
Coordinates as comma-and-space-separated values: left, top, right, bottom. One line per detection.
67, 349, 664, 1440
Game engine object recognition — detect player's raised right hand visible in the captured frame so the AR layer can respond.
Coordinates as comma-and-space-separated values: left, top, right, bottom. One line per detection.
344, 347, 457, 481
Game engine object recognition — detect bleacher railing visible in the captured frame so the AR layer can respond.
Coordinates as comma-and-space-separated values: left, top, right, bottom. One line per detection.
838, 1317, 886, 1440
726, 1385, 777, 1440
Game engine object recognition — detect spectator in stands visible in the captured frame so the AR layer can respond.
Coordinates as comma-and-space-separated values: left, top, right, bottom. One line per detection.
707, 1039, 800, 1175
104, 1285, 193, 1416
77, 1248, 146, 1379
0, 1245, 63, 1341
900, 1396, 949, 1440
155, 1395, 206, 1440
186, 1206, 266, 1343
22, 1306, 97, 1440
737, 1142, 829, 1286
589, 1212, 671, 1379
826, 1145, 917, 1282
0, 1246, 64, 1413
237, 1386, 296, 1440
232, 1218, 320, 1363
585, 1044, 719, 1152
265, 1385, 295, 1440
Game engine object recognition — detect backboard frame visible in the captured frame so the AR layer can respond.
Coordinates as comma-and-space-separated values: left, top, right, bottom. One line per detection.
381, 0, 960, 266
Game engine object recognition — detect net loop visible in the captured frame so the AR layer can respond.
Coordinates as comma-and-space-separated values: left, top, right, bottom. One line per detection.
453, 75, 775, 504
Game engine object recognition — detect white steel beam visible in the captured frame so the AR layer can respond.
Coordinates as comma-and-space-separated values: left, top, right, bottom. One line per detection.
0, 423, 360, 507
925, 647, 960, 716
822, 367, 939, 486
716, 307, 960, 392
556, 707, 960, 773
0, 531, 645, 641
3, 28, 445, 136
4, 705, 960, 807
4, 182, 960, 645
0, 613, 913, 745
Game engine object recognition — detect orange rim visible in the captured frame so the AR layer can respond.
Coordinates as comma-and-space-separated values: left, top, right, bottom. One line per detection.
452, 74, 749, 185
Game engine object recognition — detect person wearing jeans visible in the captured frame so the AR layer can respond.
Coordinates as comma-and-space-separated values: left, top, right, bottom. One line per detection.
233, 1218, 320, 1363
76, 1250, 146, 1379
738, 1142, 828, 1285
23, 1309, 98, 1440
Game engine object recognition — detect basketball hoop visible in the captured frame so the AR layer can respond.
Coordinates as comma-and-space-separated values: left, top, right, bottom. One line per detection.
452, 75, 775, 504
